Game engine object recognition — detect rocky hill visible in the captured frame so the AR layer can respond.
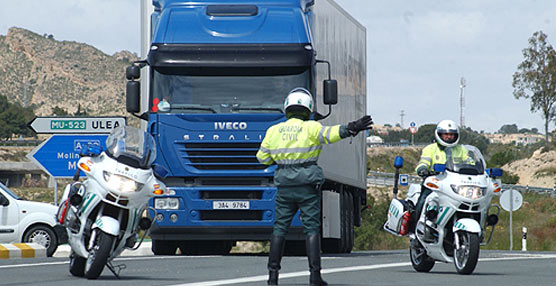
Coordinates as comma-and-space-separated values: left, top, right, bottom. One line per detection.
0, 27, 138, 116
502, 149, 556, 188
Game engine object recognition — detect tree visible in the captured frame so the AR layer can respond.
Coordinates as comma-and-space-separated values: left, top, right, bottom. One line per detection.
513, 31, 556, 146
498, 124, 518, 134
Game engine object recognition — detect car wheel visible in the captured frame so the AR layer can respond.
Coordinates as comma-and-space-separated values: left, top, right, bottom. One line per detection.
23, 225, 58, 257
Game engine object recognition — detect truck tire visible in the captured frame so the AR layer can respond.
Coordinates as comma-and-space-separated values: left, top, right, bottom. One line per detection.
84, 230, 115, 279
345, 192, 354, 253
23, 225, 58, 257
152, 239, 178, 255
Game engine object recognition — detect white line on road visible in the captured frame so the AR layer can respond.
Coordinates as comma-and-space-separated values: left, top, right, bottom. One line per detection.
170, 253, 556, 286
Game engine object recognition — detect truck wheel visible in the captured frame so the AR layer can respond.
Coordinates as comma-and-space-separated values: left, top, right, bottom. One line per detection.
23, 225, 58, 257
84, 230, 115, 279
69, 251, 86, 277
345, 192, 354, 253
152, 239, 178, 255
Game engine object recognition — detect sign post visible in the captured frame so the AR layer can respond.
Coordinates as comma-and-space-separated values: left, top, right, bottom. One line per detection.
409, 122, 418, 145
500, 189, 523, 251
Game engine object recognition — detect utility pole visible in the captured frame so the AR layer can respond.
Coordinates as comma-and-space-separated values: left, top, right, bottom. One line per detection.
459, 77, 466, 128
400, 110, 405, 128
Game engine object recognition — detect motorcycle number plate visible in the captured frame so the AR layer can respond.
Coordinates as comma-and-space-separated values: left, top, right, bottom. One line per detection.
212, 201, 250, 210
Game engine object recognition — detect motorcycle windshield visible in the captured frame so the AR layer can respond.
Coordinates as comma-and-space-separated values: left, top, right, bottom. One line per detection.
105, 126, 157, 169
444, 145, 485, 176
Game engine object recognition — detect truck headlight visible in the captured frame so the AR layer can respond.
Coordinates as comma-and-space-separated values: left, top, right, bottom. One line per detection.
154, 198, 180, 209
451, 185, 486, 200
103, 171, 144, 193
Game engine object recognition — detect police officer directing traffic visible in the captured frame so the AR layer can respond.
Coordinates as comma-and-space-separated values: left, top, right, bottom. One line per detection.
256, 88, 373, 286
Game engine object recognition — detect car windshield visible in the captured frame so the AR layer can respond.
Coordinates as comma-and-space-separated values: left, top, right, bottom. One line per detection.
0, 183, 21, 200
105, 126, 157, 169
151, 69, 310, 114
444, 145, 486, 175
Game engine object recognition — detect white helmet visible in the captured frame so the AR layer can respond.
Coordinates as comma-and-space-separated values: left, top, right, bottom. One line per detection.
435, 119, 460, 147
284, 87, 313, 113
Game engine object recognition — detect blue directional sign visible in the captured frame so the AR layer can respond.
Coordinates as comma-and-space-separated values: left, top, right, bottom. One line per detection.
399, 174, 409, 186
410, 122, 416, 127
27, 135, 108, 178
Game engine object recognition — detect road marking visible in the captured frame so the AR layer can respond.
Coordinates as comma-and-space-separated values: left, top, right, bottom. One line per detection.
170, 253, 556, 286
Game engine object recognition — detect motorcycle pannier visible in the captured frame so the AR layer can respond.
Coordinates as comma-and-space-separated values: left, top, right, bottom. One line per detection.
385, 199, 410, 236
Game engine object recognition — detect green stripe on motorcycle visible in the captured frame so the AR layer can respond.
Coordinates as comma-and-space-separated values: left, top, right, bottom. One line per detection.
81, 193, 97, 213
436, 207, 450, 224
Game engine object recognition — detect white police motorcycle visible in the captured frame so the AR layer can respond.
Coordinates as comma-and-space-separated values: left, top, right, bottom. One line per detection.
384, 145, 502, 274
56, 126, 167, 279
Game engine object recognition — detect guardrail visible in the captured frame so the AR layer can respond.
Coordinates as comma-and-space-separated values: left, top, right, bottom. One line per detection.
367, 171, 556, 197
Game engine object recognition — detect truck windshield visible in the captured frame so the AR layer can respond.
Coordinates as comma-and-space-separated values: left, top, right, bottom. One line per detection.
151, 70, 310, 114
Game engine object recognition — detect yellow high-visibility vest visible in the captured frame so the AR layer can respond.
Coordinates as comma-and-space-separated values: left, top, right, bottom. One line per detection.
257, 118, 342, 166
415, 143, 469, 173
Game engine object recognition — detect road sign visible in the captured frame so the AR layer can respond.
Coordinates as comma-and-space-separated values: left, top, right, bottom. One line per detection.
409, 126, 418, 134
27, 135, 109, 178
410, 122, 416, 127
28, 116, 126, 134
399, 174, 409, 186
500, 189, 523, 211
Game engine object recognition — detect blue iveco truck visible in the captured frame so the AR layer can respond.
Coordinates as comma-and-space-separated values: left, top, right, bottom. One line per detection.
125, 0, 367, 254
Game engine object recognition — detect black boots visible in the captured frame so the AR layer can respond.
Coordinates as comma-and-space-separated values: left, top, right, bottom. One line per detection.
267, 235, 285, 285
306, 234, 328, 286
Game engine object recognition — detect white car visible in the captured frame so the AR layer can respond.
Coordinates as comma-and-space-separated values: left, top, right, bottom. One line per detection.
0, 182, 67, 257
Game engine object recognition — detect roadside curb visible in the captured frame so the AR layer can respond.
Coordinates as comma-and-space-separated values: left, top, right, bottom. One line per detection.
53, 241, 153, 258
0, 243, 47, 259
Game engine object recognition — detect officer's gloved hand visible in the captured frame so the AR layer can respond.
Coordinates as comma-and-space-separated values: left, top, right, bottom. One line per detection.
347, 115, 373, 136
417, 166, 433, 178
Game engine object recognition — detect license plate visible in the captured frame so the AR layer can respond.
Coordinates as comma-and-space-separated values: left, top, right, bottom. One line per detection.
212, 201, 250, 210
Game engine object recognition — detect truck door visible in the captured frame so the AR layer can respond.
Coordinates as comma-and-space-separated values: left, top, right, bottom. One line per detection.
0, 190, 20, 242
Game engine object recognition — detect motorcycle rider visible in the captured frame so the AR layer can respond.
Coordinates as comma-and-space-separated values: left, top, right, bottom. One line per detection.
256, 87, 373, 286
411, 119, 468, 233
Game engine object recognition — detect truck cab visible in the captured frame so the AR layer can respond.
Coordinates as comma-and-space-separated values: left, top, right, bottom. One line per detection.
126, 0, 367, 255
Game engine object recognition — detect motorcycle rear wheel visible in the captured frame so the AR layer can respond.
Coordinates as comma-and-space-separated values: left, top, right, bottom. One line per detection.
84, 230, 115, 279
69, 251, 86, 277
410, 238, 435, 272
453, 231, 480, 275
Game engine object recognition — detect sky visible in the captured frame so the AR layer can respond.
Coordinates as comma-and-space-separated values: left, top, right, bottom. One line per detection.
1, 0, 556, 133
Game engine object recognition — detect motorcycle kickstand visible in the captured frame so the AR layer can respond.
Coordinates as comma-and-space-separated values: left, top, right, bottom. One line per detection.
106, 261, 126, 278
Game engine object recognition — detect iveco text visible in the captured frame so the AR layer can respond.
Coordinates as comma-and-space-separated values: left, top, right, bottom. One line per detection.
214, 122, 247, 130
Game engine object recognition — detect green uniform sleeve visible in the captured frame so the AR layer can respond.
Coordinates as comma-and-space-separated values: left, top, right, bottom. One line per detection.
415, 144, 433, 173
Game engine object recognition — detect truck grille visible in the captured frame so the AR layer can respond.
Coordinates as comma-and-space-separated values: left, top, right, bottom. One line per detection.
180, 143, 266, 170
200, 210, 263, 221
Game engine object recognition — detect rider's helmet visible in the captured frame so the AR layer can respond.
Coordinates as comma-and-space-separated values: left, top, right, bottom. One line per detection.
435, 119, 460, 147
284, 88, 313, 119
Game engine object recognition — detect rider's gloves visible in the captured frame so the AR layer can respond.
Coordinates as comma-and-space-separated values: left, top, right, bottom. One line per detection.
417, 166, 433, 178
347, 115, 373, 136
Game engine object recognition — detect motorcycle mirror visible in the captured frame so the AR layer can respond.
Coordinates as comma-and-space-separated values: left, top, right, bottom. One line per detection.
152, 164, 169, 179
393, 156, 403, 169
433, 164, 446, 173
487, 168, 503, 178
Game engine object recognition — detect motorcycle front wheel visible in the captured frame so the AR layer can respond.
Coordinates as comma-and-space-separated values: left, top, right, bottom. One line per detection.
84, 230, 115, 279
410, 238, 435, 272
453, 231, 480, 275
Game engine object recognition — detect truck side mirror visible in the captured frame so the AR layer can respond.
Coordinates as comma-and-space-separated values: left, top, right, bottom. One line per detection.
323, 80, 337, 105
126, 65, 141, 80
126, 81, 141, 113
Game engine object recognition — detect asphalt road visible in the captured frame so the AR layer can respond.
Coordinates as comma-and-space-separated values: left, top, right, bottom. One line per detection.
1, 250, 555, 285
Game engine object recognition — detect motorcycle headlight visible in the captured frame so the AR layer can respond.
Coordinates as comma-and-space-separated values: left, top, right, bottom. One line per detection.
451, 185, 486, 200
154, 198, 180, 210
103, 171, 144, 193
